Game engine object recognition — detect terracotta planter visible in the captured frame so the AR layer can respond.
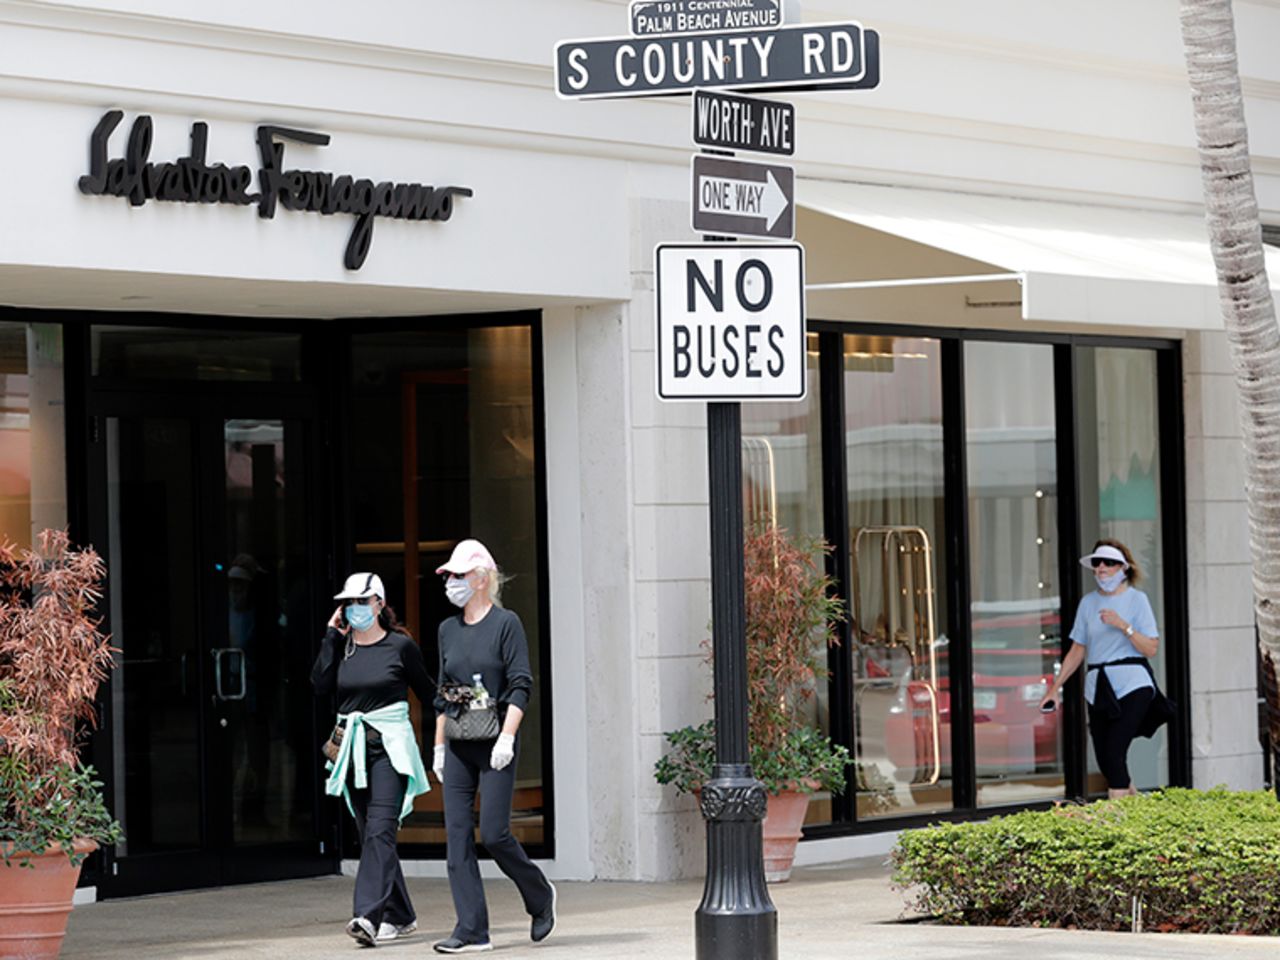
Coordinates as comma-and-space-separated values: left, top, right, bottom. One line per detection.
0, 839, 95, 960
762, 790, 811, 883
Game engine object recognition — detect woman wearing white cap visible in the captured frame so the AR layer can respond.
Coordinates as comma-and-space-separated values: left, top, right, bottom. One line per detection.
429, 539, 556, 955
1039, 539, 1162, 798
311, 572, 432, 947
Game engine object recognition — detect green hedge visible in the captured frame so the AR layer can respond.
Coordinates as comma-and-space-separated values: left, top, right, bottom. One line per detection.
891, 789, 1280, 935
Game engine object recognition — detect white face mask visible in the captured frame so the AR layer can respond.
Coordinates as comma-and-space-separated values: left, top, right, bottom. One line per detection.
1095, 568, 1127, 592
446, 576, 475, 608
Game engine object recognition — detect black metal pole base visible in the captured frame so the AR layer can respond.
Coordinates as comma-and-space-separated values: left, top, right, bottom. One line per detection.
694, 763, 777, 960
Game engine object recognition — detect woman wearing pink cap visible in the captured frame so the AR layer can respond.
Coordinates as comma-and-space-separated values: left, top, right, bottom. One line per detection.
1039, 538, 1166, 798
429, 539, 556, 955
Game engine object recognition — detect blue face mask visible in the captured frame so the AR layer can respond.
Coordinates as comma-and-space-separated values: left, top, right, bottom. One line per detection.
345, 603, 376, 631
1095, 568, 1127, 593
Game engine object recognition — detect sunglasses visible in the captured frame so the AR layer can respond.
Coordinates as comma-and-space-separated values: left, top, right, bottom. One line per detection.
1090, 557, 1123, 569
346, 596, 376, 605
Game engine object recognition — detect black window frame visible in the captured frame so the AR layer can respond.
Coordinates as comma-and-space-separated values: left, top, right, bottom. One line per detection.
801, 320, 1189, 839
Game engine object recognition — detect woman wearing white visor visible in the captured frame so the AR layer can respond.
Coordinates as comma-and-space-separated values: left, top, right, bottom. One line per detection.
1039, 540, 1163, 798
311, 572, 432, 947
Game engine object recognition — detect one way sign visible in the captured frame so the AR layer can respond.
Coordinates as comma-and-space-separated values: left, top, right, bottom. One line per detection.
691, 155, 794, 240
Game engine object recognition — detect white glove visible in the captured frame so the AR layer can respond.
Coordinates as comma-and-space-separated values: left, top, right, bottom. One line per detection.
490, 733, 515, 771
432, 744, 446, 784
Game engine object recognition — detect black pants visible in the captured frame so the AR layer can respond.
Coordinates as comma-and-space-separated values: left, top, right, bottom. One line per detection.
349, 746, 415, 927
443, 738, 553, 943
1088, 687, 1155, 790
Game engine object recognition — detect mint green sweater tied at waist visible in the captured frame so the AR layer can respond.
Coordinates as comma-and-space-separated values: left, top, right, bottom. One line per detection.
323, 701, 429, 823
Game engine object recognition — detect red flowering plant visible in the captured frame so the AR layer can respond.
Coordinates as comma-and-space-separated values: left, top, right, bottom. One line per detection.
655, 523, 850, 796
0, 530, 121, 867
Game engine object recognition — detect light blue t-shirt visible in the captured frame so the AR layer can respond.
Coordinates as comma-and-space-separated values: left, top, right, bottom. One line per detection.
1069, 586, 1159, 705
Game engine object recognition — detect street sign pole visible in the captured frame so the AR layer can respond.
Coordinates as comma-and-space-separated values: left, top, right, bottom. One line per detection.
697, 392, 777, 960
555, 13, 873, 958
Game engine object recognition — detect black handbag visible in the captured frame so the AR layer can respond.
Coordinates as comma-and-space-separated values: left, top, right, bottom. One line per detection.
439, 682, 501, 741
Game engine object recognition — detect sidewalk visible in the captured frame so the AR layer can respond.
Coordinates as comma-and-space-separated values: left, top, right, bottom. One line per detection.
63, 859, 1279, 960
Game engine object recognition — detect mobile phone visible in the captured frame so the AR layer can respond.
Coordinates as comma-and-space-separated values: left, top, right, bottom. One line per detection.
1039, 701, 1057, 713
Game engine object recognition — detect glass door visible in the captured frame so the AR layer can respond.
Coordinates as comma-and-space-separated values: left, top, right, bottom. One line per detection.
89, 400, 329, 896
213, 416, 323, 883
963, 342, 1066, 807
841, 335, 953, 820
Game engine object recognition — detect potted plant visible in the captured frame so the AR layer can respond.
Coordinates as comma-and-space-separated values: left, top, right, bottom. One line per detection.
0, 530, 121, 959
654, 523, 850, 882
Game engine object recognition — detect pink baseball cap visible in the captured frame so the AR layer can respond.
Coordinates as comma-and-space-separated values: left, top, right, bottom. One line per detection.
435, 539, 496, 575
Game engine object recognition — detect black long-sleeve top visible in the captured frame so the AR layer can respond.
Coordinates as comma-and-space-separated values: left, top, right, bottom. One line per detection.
311, 627, 434, 714
433, 606, 532, 716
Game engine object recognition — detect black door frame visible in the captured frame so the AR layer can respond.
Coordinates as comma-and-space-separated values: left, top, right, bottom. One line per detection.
52, 313, 339, 897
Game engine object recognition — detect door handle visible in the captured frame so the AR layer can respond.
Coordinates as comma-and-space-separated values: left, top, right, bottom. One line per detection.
211, 648, 247, 701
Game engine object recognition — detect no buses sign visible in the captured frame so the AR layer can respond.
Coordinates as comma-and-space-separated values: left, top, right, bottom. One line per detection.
655, 243, 806, 401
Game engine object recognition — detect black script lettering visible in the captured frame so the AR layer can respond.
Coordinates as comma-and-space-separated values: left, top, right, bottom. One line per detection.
78, 110, 123, 196
345, 214, 376, 271
255, 125, 330, 219
434, 187, 472, 221
374, 182, 397, 217
124, 115, 153, 207
80, 112, 470, 270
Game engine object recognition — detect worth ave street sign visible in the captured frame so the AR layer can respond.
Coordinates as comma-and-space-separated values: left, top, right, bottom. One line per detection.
692, 89, 794, 155
555, 21, 872, 99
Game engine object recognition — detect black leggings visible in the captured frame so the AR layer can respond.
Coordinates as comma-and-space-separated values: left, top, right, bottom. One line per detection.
1088, 687, 1154, 790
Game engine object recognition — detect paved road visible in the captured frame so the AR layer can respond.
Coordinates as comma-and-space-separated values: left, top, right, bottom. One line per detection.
63, 860, 1279, 959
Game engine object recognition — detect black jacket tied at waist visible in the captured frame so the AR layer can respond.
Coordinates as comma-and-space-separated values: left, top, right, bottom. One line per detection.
1086, 656, 1175, 737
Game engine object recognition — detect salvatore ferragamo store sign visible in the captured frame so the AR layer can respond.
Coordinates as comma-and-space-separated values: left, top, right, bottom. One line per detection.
78, 110, 473, 270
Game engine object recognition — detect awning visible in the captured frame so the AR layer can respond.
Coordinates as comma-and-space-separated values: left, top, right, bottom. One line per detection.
797, 181, 1280, 331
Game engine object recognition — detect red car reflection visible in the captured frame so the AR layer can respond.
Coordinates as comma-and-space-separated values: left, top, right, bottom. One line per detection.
875, 610, 1062, 780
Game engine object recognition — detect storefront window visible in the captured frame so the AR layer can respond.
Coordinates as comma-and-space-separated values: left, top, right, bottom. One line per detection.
964, 341, 1066, 807
0, 322, 65, 548
1075, 347, 1168, 792
741, 336, 825, 820
349, 321, 545, 848
844, 335, 952, 820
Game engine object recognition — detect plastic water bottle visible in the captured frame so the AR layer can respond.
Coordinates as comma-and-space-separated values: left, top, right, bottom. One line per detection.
470, 673, 490, 710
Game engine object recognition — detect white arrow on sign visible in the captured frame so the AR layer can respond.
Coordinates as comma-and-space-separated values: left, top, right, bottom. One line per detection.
696, 169, 790, 231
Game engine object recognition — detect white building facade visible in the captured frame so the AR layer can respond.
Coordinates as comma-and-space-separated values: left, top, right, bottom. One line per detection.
0, 0, 1274, 894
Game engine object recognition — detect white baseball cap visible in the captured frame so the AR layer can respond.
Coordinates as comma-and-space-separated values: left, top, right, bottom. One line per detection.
1079, 545, 1128, 568
334, 572, 386, 601
435, 539, 496, 575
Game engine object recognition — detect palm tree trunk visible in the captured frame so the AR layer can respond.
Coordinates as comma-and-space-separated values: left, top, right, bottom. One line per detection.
1180, 0, 1280, 798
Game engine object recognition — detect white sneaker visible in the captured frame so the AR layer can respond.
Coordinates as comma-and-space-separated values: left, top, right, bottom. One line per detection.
376, 920, 418, 942
346, 916, 377, 947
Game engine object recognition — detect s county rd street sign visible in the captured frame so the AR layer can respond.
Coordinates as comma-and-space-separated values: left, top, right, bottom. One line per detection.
692, 155, 794, 239
555, 21, 873, 99
655, 243, 806, 401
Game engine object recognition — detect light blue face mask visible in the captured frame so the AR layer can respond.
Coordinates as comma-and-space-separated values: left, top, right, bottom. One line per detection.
1095, 568, 1127, 593
345, 603, 376, 631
